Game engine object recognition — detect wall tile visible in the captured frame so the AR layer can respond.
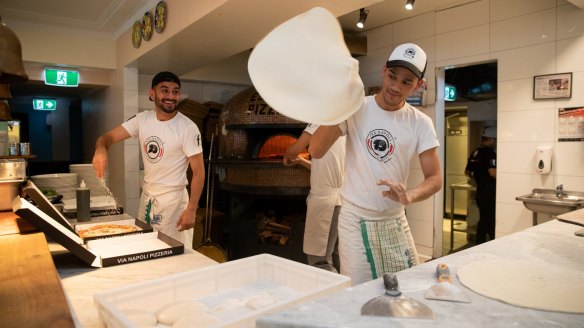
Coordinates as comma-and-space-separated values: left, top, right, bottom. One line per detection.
393, 12, 435, 45
436, 54, 491, 70
496, 202, 533, 235
554, 141, 584, 176
497, 142, 555, 174
494, 42, 556, 81
491, 9, 556, 51
357, 46, 387, 76
123, 89, 139, 117
555, 175, 584, 192
556, 36, 584, 72
366, 24, 393, 51
498, 79, 553, 112
436, 25, 489, 61
416, 36, 436, 64
557, 4, 584, 40
417, 247, 433, 262
138, 94, 151, 110
124, 170, 140, 199
124, 145, 140, 172
123, 67, 138, 91
498, 109, 556, 142
125, 197, 139, 218
496, 172, 555, 205
436, 0, 489, 34
123, 137, 138, 147
490, 0, 556, 22
409, 217, 433, 247
138, 74, 152, 92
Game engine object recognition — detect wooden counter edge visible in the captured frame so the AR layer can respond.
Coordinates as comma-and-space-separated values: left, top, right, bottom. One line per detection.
0, 211, 75, 327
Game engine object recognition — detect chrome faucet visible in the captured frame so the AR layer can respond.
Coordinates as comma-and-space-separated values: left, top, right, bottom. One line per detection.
555, 184, 564, 198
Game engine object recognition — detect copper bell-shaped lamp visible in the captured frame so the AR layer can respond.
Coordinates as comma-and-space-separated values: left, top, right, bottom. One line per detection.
0, 16, 29, 84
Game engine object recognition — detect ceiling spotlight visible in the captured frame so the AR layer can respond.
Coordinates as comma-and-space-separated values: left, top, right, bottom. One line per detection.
405, 0, 415, 11
356, 8, 368, 29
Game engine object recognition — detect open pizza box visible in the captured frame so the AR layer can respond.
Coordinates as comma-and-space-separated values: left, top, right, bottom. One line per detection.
21, 180, 150, 241
12, 181, 184, 268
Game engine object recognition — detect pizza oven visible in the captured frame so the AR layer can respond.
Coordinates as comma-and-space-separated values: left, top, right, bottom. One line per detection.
215, 87, 310, 196
213, 87, 311, 263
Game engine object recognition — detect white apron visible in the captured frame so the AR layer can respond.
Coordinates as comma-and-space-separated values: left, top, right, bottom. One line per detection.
138, 184, 194, 250
337, 200, 419, 286
304, 189, 341, 256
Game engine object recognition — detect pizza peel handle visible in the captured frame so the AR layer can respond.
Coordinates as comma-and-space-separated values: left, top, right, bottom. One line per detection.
194, 134, 227, 263
361, 273, 435, 319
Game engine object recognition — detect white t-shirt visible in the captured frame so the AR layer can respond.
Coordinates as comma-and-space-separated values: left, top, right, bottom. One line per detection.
304, 123, 345, 196
122, 110, 203, 188
339, 96, 439, 213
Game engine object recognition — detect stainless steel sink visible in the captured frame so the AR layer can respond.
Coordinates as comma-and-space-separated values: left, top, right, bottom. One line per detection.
516, 188, 584, 216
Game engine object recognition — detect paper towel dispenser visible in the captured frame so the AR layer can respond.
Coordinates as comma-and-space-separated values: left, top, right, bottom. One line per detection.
535, 146, 552, 174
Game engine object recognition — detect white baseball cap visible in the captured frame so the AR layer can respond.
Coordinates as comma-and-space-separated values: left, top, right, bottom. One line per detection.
482, 126, 497, 138
386, 43, 427, 79
248, 7, 364, 125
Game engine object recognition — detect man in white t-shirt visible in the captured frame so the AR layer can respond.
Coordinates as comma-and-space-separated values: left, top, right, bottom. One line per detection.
283, 124, 345, 272
309, 44, 442, 285
92, 71, 205, 249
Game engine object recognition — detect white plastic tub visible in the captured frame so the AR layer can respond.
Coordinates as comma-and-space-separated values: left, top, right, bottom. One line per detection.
94, 254, 350, 328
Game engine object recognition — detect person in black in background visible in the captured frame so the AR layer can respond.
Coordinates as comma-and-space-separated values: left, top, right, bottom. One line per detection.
465, 126, 497, 244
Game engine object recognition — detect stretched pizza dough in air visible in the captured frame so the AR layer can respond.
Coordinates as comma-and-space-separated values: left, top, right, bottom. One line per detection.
248, 7, 364, 125
458, 259, 584, 313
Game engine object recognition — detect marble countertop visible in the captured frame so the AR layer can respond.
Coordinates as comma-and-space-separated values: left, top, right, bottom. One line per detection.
257, 219, 584, 328
51, 245, 218, 327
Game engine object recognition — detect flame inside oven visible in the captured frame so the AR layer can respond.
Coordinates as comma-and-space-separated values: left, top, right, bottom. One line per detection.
257, 135, 310, 160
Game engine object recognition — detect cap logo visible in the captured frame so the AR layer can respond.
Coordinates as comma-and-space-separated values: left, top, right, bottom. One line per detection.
404, 47, 416, 59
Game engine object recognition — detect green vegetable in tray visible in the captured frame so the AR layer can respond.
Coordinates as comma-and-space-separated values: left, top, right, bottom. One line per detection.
42, 189, 58, 197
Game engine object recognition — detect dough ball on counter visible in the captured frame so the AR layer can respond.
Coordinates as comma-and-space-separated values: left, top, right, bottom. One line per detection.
172, 312, 221, 328
122, 309, 157, 327
245, 294, 276, 309
156, 300, 208, 325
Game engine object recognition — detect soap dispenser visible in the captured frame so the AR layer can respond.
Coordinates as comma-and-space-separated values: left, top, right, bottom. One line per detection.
535, 146, 552, 174
76, 180, 91, 222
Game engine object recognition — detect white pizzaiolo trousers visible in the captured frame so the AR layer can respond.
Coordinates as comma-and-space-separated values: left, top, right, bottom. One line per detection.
337, 201, 419, 286
138, 184, 194, 251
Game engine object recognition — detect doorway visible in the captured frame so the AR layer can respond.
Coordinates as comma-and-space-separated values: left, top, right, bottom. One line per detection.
439, 61, 498, 255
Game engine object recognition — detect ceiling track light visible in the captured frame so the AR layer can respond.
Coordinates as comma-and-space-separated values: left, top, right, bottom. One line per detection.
405, 0, 415, 11
356, 8, 368, 29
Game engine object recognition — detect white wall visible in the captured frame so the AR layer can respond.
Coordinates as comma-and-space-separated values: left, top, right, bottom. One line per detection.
359, 0, 584, 258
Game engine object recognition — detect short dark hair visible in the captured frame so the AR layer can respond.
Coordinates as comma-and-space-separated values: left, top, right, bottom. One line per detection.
151, 71, 181, 88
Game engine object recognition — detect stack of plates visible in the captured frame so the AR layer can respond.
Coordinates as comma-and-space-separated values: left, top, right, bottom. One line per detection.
30, 173, 79, 200
69, 164, 109, 197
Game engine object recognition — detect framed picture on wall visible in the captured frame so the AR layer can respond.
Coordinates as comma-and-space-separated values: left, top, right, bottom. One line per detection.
533, 72, 572, 100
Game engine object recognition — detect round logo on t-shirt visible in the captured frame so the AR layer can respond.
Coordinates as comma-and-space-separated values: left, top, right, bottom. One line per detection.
144, 136, 164, 163
366, 129, 395, 163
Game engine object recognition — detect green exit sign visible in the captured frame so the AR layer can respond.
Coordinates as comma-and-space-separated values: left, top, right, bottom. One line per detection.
444, 84, 457, 102
44, 68, 79, 87
33, 99, 57, 111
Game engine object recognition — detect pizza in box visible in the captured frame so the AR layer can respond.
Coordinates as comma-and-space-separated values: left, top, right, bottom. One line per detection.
77, 224, 139, 239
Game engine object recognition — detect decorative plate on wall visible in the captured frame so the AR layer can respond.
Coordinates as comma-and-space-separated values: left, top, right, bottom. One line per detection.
142, 11, 153, 41
155, 1, 167, 33
131, 21, 142, 48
